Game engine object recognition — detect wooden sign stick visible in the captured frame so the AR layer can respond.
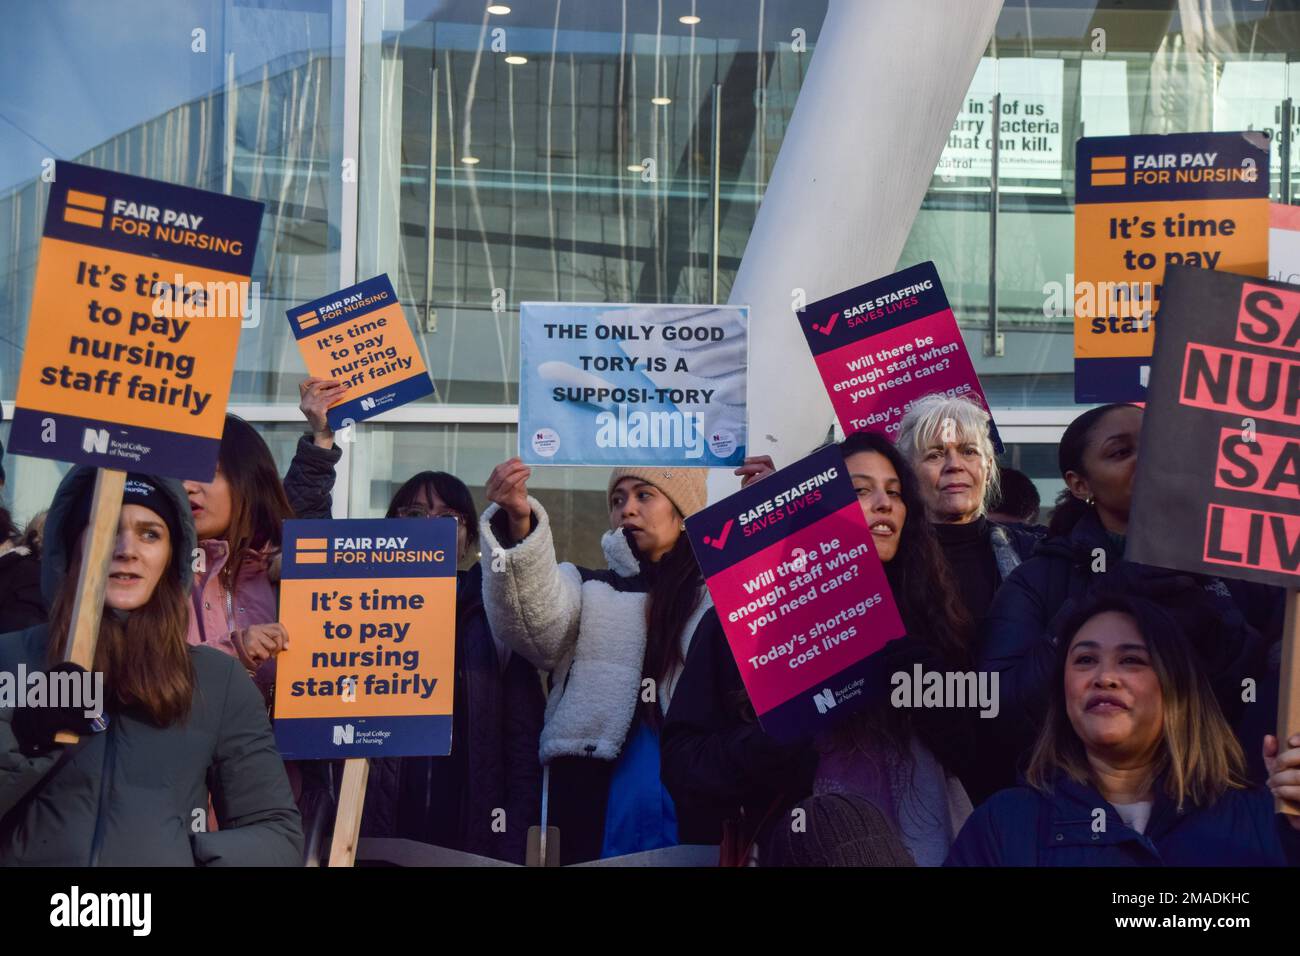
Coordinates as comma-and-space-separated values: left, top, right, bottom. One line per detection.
328, 758, 370, 867
1277, 589, 1300, 817
54, 467, 127, 745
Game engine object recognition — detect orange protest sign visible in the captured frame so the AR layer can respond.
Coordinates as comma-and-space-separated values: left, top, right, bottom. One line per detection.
286, 275, 435, 429
1073, 132, 1269, 404
9, 161, 263, 480
273, 518, 457, 759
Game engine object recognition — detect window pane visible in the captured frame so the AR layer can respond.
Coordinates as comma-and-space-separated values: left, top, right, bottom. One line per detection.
0, 0, 346, 410
347, 421, 614, 568
355, 0, 830, 405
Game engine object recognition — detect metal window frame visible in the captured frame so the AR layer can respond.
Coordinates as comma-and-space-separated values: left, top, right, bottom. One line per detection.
333, 0, 364, 519
0, 396, 1077, 519
226, 402, 1077, 518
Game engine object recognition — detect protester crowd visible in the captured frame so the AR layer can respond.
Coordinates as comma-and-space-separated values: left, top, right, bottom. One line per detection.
0, 384, 1297, 868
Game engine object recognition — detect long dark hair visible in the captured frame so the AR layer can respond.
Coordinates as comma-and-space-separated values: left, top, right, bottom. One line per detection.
631, 524, 702, 730
1026, 593, 1247, 810
1048, 403, 1138, 538
841, 431, 972, 666
48, 547, 195, 727
386, 471, 480, 552
826, 432, 973, 777
215, 415, 295, 593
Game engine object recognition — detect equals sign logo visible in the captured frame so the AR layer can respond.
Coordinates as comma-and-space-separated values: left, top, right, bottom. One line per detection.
295, 537, 329, 564
1089, 155, 1126, 187
63, 189, 107, 229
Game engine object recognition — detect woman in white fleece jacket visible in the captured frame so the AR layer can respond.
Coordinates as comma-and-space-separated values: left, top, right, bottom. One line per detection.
480, 456, 769, 863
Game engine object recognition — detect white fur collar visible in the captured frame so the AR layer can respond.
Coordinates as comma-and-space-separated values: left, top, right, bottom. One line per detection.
601, 528, 642, 578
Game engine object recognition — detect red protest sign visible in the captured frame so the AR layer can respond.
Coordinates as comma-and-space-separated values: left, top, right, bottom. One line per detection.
1129, 266, 1300, 588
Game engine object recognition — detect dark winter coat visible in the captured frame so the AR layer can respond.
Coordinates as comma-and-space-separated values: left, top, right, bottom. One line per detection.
946, 774, 1300, 866
0, 467, 303, 866
0, 548, 43, 636
358, 562, 545, 864
659, 621, 818, 848
282, 434, 343, 521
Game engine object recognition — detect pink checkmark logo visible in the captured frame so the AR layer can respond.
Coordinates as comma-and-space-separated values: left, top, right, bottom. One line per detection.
811, 311, 839, 335
702, 519, 735, 550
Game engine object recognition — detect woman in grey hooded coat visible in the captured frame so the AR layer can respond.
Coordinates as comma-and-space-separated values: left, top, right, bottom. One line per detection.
0, 467, 302, 866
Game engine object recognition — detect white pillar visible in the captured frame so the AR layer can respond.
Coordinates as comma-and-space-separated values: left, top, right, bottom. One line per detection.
717, 0, 1003, 499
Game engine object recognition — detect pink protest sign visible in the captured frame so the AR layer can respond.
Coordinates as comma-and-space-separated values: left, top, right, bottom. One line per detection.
797, 261, 1000, 449
685, 444, 906, 741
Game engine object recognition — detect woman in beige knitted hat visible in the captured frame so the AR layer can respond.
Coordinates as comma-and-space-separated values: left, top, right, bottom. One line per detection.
479, 453, 772, 864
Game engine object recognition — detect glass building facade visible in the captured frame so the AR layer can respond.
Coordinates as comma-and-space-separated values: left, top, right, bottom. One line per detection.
2, 0, 1299, 566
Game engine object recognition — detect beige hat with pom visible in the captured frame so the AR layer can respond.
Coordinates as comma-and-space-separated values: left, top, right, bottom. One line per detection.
607, 466, 708, 519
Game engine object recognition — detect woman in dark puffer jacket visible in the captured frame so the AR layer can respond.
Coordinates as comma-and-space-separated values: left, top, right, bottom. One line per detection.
662, 433, 979, 866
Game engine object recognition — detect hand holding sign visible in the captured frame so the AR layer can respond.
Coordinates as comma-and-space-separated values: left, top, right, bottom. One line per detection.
686, 445, 906, 742
287, 275, 435, 429
233, 622, 290, 671
298, 377, 347, 447
486, 457, 534, 544
735, 455, 777, 488
1264, 733, 1300, 829
10, 162, 262, 745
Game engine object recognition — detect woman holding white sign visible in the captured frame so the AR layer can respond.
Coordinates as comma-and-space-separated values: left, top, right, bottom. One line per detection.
0, 467, 303, 865
482, 455, 770, 864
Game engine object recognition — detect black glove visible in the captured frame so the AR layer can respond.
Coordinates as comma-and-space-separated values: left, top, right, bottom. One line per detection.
11, 663, 98, 756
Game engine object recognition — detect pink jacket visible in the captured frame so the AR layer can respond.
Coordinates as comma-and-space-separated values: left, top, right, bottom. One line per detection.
186, 538, 280, 700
